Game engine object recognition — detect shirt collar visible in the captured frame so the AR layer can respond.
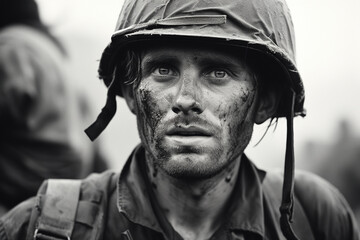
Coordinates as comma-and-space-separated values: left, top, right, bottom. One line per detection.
226, 154, 266, 237
117, 145, 266, 238
117, 145, 164, 232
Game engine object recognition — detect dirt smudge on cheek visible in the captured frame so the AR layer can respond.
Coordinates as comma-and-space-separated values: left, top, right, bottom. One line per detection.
135, 83, 171, 164
135, 84, 164, 142
217, 102, 227, 126
225, 86, 257, 160
240, 86, 250, 102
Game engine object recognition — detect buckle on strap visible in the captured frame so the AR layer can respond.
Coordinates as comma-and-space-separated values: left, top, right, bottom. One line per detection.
121, 230, 134, 240
33, 228, 70, 240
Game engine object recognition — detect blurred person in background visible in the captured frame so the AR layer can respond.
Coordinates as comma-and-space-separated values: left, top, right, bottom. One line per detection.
0, 0, 108, 216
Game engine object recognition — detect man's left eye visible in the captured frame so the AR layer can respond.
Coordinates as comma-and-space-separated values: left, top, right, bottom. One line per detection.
207, 70, 228, 78
213, 70, 227, 78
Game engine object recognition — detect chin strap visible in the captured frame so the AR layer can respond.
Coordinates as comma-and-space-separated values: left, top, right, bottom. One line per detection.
280, 89, 300, 240
84, 77, 118, 141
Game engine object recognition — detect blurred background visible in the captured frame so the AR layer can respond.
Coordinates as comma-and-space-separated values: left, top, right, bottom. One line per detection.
35, 0, 360, 224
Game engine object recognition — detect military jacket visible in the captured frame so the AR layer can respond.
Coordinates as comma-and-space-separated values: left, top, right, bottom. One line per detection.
0, 146, 359, 240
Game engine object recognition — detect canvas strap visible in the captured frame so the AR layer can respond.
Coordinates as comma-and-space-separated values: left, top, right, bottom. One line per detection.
263, 171, 315, 240
277, 90, 299, 240
32, 179, 81, 240
84, 76, 118, 141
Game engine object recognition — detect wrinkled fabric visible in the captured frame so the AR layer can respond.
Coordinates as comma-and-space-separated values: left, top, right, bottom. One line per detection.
116, 0, 296, 61
0, 25, 107, 212
0, 145, 359, 239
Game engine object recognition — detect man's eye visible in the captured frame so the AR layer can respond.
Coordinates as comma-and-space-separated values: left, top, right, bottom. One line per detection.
155, 67, 174, 76
213, 70, 227, 78
207, 70, 228, 78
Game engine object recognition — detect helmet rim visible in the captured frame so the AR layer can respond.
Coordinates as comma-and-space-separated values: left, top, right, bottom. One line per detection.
99, 30, 305, 118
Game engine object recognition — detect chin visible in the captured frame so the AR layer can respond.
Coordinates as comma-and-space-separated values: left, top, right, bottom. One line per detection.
159, 155, 227, 180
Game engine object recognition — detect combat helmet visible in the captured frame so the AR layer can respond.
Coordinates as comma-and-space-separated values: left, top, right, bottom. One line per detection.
86, 1, 306, 239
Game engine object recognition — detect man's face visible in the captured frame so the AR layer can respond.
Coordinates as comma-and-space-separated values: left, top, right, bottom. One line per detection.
132, 44, 259, 179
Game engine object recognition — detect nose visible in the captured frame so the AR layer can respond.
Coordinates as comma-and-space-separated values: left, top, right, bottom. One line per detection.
172, 75, 203, 115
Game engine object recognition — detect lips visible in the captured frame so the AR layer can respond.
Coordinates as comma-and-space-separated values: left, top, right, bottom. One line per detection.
166, 126, 212, 137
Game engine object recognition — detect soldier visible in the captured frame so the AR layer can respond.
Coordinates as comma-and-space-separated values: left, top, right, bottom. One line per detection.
0, 0, 359, 239
0, 0, 108, 216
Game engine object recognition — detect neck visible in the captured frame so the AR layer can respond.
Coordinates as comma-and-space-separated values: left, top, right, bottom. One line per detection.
146, 155, 241, 240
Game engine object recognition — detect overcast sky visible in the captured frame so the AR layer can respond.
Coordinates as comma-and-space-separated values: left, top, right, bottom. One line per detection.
36, 0, 360, 170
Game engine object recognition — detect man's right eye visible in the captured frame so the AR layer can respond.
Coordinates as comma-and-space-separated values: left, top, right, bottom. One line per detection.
153, 67, 176, 76
158, 68, 170, 75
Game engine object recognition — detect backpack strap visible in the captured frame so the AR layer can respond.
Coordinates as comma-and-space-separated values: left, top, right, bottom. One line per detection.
263, 171, 315, 240
25, 171, 123, 240
26, 179, 81, 240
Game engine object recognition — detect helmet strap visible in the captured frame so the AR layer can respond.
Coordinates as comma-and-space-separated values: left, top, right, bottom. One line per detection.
84, 77, 118, 141
280, 89, 300, 240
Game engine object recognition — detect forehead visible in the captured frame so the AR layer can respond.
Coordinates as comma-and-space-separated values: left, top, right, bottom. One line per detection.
140, 42, 250, 66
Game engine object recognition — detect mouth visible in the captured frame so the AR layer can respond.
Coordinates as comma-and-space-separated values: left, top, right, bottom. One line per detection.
166, 126, 212, 137
164, 125, 215, 147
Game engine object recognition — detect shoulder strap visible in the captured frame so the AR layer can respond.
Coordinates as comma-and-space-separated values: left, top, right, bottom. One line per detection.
26, 179, 81, 240
263, 171, 315, 240
26, 171, 123, 240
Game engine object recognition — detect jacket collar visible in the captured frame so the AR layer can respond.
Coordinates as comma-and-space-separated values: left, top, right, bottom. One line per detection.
226, 153, 266, 237
117, 145, 266, 239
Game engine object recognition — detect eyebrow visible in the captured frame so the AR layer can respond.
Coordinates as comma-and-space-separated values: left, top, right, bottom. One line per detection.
142, 54, 180, 66
196, 57, 242, 69
143, 52, 241, 64
142, 50, 178, 62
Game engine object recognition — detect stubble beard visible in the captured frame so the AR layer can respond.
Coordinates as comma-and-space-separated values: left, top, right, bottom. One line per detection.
143, 137, 232, 180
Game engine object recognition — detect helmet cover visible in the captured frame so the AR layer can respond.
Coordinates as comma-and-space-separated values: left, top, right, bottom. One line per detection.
98, 0, 306, 118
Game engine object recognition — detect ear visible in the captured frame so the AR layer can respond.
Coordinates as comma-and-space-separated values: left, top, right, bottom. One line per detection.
122, 84, 137, 115
255, 89, 279, 124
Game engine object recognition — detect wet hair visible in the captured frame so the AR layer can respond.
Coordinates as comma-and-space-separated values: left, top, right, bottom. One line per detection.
115, 49, 142, 91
